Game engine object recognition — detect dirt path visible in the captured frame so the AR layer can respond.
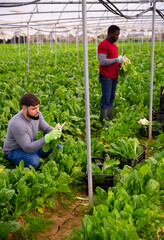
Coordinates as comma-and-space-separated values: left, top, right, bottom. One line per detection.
35, 196, 89, 240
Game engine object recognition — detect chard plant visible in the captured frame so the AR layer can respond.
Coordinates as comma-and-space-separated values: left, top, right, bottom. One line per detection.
0, 41, 163, 238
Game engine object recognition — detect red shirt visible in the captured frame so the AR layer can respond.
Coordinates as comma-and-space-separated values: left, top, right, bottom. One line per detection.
98, 38, 119, 78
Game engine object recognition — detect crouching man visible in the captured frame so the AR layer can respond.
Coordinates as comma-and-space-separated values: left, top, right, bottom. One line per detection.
3, 93, 61, 169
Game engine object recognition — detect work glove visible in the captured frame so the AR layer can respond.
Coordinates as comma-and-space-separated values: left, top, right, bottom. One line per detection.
45, 129, 61, 144
117, 55, 125, 63
55, 123, 62, 130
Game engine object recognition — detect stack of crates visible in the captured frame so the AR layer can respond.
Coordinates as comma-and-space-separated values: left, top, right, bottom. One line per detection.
140, 123, 164, 137
85, 157, 114, 193
153, 86, 164, 123
140, 86, 164, 137
85, 144, 146, 194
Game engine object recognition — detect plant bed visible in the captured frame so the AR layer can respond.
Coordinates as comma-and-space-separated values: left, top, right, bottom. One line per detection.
85, 157, 114, 194
102, 144, 146, 169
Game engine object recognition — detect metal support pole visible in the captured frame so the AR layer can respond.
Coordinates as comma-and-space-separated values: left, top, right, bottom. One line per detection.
82, 0, 93, 206
159, 31, 161, 49
147, 32, 149, 52
55, 25, 57, 66
14, 34, 16, 51
140, 35, 142, 53
149, 0, 156, 141
131, 33, 133, 55
40, 34, 42, 49
50, 32, 52, 50
76, 27, 79, 64
37, 34, 39, 55
96, 34, 98, 60
27, 22, 30, 71
121, 35, 124, 55
18, 33, 20, 56
65, 36, 67, 53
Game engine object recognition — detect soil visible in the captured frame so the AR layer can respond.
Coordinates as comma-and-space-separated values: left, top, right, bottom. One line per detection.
34, 194, 89, 240
7, 191, 89, 240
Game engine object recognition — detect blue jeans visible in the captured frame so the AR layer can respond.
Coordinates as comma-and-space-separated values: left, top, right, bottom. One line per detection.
99, 72, 118, 109
5, 147, 53, 169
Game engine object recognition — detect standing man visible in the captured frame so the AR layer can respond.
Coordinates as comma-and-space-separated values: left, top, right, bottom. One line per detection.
3, 93, 62, 169
98, 25, 125, 127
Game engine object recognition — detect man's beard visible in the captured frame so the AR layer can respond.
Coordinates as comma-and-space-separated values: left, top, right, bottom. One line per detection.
27, 110, 39, 120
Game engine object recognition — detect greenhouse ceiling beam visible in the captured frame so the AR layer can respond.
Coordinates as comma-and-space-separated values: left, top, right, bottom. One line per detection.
1, 23, 163, 36
0, 0, 40, 8
0, 19, 163, 31
0, 10, 148, 17
1, 19, 163, 30
0, 9, 164, 19
0, 8, 163, 17
56, 2, 68, 25
0, 19, 163, 32
1, 24, 163, 33
0, 13, 163, 24
28, 3, 38, 22
0, 14, 163, 23
0, 0, 164, 5
30, 27, 70, 33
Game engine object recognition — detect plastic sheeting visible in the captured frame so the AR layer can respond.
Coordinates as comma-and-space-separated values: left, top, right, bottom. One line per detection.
0, 0, 164, 39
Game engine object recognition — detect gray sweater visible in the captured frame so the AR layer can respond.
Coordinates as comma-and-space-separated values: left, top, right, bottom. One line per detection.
3, 110, 53, 155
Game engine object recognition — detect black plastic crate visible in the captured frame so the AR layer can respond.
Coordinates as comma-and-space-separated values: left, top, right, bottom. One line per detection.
161, 86, 164, 97
85, 157, 114, 193
152, 109, 164, 123
102, 145, 146, 169
160, 97, 164, 111
140, 123, 164, 137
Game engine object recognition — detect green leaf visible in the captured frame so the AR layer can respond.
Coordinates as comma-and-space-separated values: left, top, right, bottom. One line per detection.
145, 179, 160, 196
91, 163, 102, 175
35, 197, 45, 206
108, 189, 114, 203
95, 187, 108, 197
134, 208, 144, 218
37, 206, 44, 214
57, 183, 70, 193
19, 160, 24, 171
0, 221, 20, 238
139, 165, 152, 177
42, 143, 51, 152
0, 188, 15, 206
126, 229, 139, 240
114, 199, 122, 212
24, 171, 36, 184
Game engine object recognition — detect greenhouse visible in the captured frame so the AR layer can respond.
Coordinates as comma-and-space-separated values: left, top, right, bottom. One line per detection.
0, 0, 164, 239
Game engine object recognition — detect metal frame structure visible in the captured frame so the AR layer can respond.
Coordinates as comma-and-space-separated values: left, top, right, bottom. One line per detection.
0, 1, 164, 39
0, 0, 164, 205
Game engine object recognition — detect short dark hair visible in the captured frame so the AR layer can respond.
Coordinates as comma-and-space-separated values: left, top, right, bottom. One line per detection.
20, 93, 40, 106
108, 25, 120, 35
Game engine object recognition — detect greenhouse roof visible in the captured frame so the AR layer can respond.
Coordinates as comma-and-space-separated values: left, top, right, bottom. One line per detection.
0, 0, 164, 39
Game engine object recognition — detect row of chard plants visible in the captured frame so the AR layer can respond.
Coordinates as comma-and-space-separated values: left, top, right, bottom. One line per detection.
0, 40, 163, 239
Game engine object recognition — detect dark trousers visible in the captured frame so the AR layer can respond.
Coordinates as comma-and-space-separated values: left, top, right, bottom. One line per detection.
99, 72, 118, 109
5, 147, 53, 169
